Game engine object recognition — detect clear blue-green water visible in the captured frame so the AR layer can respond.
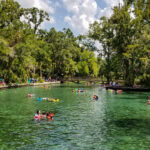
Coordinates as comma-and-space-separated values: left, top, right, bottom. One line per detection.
0, 83, 150, 150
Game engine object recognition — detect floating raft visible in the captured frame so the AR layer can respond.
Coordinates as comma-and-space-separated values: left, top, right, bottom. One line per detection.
105, 86, 150, 92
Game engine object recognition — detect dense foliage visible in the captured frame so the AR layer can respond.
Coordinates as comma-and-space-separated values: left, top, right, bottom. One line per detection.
0, 0, 99, 83
0, 0, 150, 86
89, 0, 150, 86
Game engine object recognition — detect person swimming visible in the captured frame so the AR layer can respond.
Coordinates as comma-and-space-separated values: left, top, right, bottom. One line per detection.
93, 95, 99, 100
46, 112, 54, 119
34, 110, 41, 119
34, 110, 54, 119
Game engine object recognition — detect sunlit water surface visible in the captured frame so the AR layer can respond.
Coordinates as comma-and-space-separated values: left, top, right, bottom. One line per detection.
0, 83, 150, 150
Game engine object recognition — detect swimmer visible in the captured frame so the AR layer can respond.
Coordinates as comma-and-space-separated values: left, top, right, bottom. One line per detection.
46, 112, 54, 120
93, 95, 99, 100
34, 110, 41, 119
41, 112, 46, 118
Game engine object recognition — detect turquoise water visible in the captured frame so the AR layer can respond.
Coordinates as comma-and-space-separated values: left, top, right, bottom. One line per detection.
0, 84, 150, 150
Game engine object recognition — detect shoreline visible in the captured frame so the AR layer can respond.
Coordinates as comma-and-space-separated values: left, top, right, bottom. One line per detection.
105, 86, 150, 92
0, 81, 60, 89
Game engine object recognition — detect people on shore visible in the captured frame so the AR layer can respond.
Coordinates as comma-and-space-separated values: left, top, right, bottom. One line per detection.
109, 81, 112, 86
112, 81, 116, 86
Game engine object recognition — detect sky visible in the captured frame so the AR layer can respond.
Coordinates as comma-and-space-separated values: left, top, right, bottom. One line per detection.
15, 0, 123, 35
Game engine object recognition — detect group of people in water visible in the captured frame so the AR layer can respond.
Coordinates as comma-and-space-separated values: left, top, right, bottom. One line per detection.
34, 110, 54, 120
72, 88, 85, 93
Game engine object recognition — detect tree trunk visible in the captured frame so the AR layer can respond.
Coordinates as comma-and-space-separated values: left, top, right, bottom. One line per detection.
40, 63, 42, 78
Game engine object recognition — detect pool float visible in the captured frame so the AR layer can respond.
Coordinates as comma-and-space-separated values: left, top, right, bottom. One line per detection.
34, 115, 42, 119
41, 86, 48, 88
36, 97, 49, 101
36, 97, 59, 102
36, 97, 42, 101
34, 114, 46, 119
48, 98, 59, 102
108, 89, 114, 92
47, 113, 54, 119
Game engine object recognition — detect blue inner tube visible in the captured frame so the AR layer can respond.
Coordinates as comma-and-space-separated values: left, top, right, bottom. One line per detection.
36, 98, 42, 101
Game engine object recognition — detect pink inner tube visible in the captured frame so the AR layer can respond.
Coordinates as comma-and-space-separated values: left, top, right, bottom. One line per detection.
34, 115, 41, 119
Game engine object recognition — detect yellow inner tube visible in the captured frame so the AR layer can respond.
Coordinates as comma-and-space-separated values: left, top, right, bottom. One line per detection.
48, 98, 59, 102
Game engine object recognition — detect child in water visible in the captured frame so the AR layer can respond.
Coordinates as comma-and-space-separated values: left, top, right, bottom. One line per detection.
34, 110, 41, 119
34, 110, 54, 120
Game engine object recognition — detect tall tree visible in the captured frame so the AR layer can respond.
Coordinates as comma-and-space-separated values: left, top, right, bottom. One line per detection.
24, 7, 50, 33
89, 17, 114, 82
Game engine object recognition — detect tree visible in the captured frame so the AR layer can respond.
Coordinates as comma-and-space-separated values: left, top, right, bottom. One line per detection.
0, 0, 24, 28
24, 7, 50, 33
89, 17, 115, 82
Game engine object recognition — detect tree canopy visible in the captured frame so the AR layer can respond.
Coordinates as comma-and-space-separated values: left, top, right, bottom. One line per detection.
0, 0, 150, 86
89, 0, 150, 86
0, 0, 99, 83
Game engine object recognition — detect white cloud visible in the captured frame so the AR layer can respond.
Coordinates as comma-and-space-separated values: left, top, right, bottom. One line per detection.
55, 2, 61, 8
63, 0, 98, 34
63, 0, 124, 34
104, 0, 123, 7
129, 6, 135, 19
15, 0, 54, 14
40, 17, 55, 30
98, 0, 124, 19
98, 7, 113, 18
49, 17, 55, 24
